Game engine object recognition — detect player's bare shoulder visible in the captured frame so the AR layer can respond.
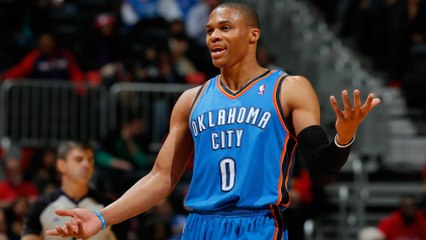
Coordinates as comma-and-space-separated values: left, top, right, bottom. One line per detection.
282, 75, 312, 90
173, 84, 207, 119
281, 75, 316, 98
280, 75, 319, 114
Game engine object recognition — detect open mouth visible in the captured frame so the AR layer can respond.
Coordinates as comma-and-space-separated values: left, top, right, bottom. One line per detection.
211, 47, 226, 58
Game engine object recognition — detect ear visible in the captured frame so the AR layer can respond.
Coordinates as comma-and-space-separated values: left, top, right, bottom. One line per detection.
249, 28, 260, 44
56, 159, 66, 174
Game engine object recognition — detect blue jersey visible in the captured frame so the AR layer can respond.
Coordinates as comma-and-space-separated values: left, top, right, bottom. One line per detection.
185, 69, 297, 212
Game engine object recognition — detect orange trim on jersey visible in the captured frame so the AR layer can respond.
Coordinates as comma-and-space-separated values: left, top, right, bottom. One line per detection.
273, 74, 289, 205
189, 81, 209, 119
281, 142, 298, 207
217, 70, 275, 99
269, 205, 280, 240
272, 74, 297, 140
276, 136, 289, 205
273, 74, 297, 207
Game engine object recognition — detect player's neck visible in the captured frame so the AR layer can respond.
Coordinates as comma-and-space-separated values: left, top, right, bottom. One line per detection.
61, 181, 89, 201
220, 63, 266, 92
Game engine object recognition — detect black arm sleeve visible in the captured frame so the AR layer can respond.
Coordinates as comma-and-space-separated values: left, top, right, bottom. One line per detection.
297, 125, 352, 186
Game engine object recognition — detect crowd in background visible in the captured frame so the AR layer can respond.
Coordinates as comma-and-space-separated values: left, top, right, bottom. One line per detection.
311, 0, 426, 113
0, 0, 425, 239
0, 0, 223, 87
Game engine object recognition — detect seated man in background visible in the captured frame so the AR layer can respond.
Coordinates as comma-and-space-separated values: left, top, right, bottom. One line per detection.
0, 33, 84, 83
21, 141, 116, 240
96, 114, 151, 197
0, 149, 38, 209
377, 194, 426, 240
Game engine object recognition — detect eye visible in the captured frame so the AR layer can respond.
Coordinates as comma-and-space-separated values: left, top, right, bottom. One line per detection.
206, 28, 213, 35
222, 25, 231, 31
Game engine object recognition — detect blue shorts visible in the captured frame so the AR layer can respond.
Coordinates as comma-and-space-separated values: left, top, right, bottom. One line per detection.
182, 207, 287, 240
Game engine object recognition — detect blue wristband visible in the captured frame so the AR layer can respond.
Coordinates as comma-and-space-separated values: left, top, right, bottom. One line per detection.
93, 210, 107, 230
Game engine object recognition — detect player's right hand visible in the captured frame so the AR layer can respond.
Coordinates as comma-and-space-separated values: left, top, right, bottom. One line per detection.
45, 208, 102, 239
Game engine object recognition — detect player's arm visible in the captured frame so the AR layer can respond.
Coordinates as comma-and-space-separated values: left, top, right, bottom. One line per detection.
46, 87, 199, 239
281, 75, 380, 186
100, 87, 196, 223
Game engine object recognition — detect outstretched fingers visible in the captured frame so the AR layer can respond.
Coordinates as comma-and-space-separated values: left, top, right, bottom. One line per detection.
361, 93, 381, 115
342, 90, 353, 114
330, 95, 344, 119
66, 222, 75, 234
353, 89, 361, 118
45, 228, 60, 236
55, 225, 69, 237
55, 209, 75, 217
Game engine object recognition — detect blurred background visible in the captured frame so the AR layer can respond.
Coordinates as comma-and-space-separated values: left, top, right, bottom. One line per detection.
0, 0, 425, 239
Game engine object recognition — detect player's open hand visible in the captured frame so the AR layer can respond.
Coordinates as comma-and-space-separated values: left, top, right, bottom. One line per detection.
330, 89, 381, 144
45, 208, 102, 239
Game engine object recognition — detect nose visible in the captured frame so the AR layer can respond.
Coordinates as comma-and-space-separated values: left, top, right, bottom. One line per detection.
81, 158, 91, 167
209, 28, 222, 42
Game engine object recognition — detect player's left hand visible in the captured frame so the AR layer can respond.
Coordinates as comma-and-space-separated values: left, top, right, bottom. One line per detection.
45, 208, 102, 239
329, 89, 381, 145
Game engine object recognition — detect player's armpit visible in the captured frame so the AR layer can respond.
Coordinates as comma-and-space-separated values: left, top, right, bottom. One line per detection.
297, 125, 351, 186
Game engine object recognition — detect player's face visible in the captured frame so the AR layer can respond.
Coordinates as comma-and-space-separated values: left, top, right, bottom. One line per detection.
205, 7, 253, 68
60, 148, 95, 185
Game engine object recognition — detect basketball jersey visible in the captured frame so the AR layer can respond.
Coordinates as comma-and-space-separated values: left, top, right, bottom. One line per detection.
185, 69, 297, 211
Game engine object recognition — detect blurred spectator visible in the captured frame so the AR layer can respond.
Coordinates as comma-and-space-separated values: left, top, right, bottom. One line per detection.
0, 0, 33, 72
333, 0, 426, 85
0, 208, 7, 240
0, 33, 84, 83
0, 148, 38, 208
135, 46, 189, 84
335, 0, 396, 71
27, 147, 59, 195
358, 226, 385, 240
6, 198, 30, 240
139, 197, 186, 240
377, 194, 426, 240
186, 0, 221, 46
135, 46, 162, 82
283, 152, 330, 240
120, 0, 182, 28
143, 217, 172, 240
284, 159, 313, 240
169, 19, 216, 80
168, 21, 206, 84
148, 198, 187, 240
96, 115, 151, 196
21, 141, 116, 240
120, 0, 181, 55
79, 14, 130, 73
257, 45, 284, 71
158, 51, 185, 83
169, 35, 199, 83
99, 59, 137, 88
29, 0, 78, 38
387, 0, 426, 83
176, 0, 198, 21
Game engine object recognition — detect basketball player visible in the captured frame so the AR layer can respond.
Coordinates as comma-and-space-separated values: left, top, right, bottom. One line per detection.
22, 141, 116, 240
46, 2, 380, 239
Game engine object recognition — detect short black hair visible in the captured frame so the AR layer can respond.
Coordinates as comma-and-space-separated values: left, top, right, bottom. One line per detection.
215, 2, 260, 29
57, 141, 93, 160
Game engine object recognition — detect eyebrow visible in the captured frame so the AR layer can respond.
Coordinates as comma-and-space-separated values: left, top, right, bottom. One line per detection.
206, 20, 233, 28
